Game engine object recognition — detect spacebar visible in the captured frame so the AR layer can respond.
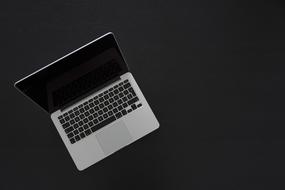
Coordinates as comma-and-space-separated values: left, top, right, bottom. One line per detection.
95, 116, 116, 130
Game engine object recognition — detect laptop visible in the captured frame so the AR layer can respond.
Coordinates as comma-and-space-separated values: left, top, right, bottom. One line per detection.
14, 32, 159, 171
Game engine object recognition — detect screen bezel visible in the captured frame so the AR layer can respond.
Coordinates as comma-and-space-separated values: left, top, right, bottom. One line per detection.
14, 32, 129, 114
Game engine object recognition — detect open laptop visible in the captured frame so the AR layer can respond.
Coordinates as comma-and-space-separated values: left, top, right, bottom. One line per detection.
14, 32, 159, 171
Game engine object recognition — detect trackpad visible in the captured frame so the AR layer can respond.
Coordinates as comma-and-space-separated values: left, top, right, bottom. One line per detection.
95, 121, 133, 156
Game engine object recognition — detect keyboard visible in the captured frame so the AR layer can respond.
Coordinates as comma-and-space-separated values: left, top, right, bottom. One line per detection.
57, 79, 142, 144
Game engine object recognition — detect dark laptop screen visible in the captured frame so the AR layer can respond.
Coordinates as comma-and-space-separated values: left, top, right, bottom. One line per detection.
15, 33, 129, 113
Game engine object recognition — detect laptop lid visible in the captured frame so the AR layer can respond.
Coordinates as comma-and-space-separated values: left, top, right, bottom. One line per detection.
14, 32, 129, 114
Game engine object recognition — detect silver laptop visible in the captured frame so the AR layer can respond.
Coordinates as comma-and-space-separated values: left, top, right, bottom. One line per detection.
14, 32, 159, 171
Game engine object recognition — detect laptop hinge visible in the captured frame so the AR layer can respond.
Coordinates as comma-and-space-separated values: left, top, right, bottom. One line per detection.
60, 76, 121, 112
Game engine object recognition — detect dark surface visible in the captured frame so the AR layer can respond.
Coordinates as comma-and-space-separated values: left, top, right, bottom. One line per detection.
1, 0, 285, 189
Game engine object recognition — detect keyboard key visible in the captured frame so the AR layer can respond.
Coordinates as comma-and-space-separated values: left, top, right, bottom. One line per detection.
127, 94, 133, 99
114, 85, 119, 88
104, 100, 109, 106
103, 107, 108, 112
88, 121, 93, 127
67, 132, 74, 138
118, 99, 123, 105
83, 124, 89, 130
70, 138, 76, 144
99, 103, 104, 109
118, 105, 123, 111
74, 117, 80, 122
94, 116, 116, 131
58, 115, 63, 120
88, 115, 93, 120
109, 91, 114, 96
74, 111, 80, 116
119, 82, 124, 86
114, 89, 119, 94
91, 126, 97, 132
73, 123, 79, 129
104, 94, 109, 100
103, 113, 108, 119
119, 87, 124, 92
99, 93, 103, 97
108, 111, 113, 116
123, 103, 128, 108
85, 129, 92, 136
94, 106, 99, 111
89, 108, 95, 114
84, 105, 90, 110
78, 121, 83, 126
94, 100, 99, 105
123, 90, 128, 95
59, 119, 65, 124
93, 112, 98, 118
65, 116, 70, 121
93, 118, 99, 124
68, 110, 73, 114
70, 119, 75, 125
115, 112, 122, 119
113, 108, 118, 113
75, 135, 80, 141
127, 109, 132, 113
137, 103, 142, 107
83, 118, 88, 123
113, 102, 118, 107
128, 97, 139, 106
65, 126, 73, 134
108, 104, 113, 110
90, 102, 95, 107
122, 96, 128, 102
128, 88, 136, 96
123, 83, 131, 89
78, 127, 84, 132
70, 113, 75, 118
84, 112, 90, 117
104, 101, 109, 106
99, 97, 104, 102
119, 92, 124, 98
74, 129, 79, 135
79, 114, 85, 119
109, 98, 114, 103
79, 108, 85, 113
114, 95, 119, 100
80, 132, 86, 138
98, 116, 103, 121
98, 110, 103, 115
122, 110, 127, 115
131, 104, 137, 110
62, 122, 70, 129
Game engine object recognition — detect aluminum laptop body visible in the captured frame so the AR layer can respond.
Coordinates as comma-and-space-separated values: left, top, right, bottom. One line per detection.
14, 32, 159, 171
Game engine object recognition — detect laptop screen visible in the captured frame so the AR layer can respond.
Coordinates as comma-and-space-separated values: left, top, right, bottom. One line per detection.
15, 33, 129, 113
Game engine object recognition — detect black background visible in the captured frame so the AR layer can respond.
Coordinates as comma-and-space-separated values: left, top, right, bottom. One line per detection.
2, 0, 285, 189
